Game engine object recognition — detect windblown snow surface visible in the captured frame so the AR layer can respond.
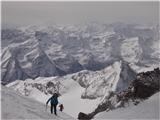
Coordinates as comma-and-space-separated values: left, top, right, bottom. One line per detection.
1, 85, 74, 120
94, 92, 160, 120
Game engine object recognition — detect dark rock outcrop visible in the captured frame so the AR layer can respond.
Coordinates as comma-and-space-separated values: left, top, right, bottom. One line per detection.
132, 68, 160, 98
78, 112, 93, 120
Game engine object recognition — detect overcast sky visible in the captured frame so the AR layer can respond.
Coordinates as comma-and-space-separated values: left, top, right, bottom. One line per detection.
2, 1, 159, 27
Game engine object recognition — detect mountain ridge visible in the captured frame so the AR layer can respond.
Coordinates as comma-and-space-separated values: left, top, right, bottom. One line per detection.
1, 23, 159, 83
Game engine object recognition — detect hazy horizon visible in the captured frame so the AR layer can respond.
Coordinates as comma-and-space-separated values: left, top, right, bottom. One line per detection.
2, 1, 159, 28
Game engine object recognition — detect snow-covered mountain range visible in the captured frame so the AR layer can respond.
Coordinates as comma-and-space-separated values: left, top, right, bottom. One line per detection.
1, 23, 160, 83
1, 23, 160, 119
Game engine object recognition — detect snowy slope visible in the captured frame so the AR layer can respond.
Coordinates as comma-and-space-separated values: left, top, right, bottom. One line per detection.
94, 92, 160, 120
6, 76, 100, 118
1, 85, 74, 120
6, 61, 137, 118
58, 78, 101, 118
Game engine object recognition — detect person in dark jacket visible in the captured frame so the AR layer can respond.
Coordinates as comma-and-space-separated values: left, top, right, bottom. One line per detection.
46, 93, 59, 115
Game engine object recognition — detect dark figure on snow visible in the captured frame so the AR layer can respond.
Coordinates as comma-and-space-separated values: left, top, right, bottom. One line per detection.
46, 93, 59, 115
59, 104, 64, 112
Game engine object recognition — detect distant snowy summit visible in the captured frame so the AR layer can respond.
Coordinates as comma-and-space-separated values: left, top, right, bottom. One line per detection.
1, 23, 159, 84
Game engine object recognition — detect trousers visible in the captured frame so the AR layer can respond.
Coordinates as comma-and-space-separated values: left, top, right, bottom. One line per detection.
51, 104, 57, 115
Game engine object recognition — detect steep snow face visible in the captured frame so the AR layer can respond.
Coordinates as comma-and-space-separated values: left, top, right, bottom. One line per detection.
1, 23, 159, 83
94, 92, 160, 120
1, 85, 74, 119
72, 61, 136, 99
58, 77, 101, 118
6, 61, 136, 118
